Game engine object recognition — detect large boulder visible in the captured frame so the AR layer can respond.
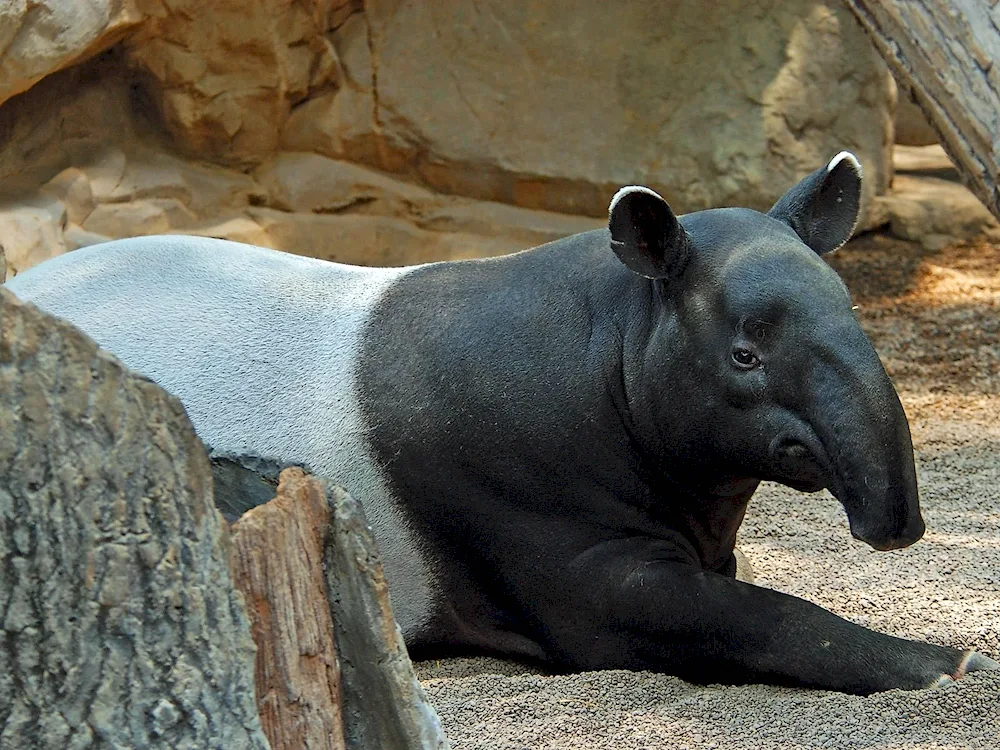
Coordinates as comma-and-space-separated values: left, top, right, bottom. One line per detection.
291, 0, 894, 217
124, 0, 351, 166
0, 0, 143, 107
0, 287, 269, 749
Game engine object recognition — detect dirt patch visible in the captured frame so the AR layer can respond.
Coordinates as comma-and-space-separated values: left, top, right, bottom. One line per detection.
417, 232, 1000, 749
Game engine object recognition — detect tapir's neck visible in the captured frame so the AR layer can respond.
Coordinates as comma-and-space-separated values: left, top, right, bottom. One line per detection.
640, 463, 759, 571
582, 252, 760, 570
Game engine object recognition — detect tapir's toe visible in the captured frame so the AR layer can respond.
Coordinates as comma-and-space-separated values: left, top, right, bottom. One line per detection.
928, 650, 1000, 688
958, 650, 1000, 675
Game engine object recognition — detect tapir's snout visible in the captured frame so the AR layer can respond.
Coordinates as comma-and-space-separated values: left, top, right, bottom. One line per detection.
804, 328, 925, 552
848, 493, 925, 551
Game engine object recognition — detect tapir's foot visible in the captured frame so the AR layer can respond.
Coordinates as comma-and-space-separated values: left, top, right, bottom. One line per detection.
733, 547, 754, 584
928, 650, 1000, 688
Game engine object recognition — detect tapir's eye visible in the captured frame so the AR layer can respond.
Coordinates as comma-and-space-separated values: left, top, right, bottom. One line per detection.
732, 348, 760, 370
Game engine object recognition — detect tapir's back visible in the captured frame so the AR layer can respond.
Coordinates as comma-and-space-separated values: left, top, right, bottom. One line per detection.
6, 236, 403, 471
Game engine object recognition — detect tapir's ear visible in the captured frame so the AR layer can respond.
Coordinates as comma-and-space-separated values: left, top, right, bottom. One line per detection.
608, 186, 691, 279
767, 151, 863, 256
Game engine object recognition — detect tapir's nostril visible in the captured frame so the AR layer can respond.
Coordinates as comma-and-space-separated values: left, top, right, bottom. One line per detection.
851, 513, 925, 551
779, 441, 810, 459
773, 438, 812, 461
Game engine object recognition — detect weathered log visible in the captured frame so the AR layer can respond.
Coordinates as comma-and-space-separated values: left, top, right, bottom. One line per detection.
843, 0, 1000, 221
324, 485, 450, 750
0, 288, 269, 749
230, 468, 346, 750
222, 459, 450, 750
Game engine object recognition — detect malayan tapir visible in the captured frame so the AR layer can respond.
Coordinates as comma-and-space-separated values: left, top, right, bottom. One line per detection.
7, 152, 998, 695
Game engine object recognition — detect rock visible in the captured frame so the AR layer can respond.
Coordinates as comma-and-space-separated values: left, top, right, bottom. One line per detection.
230, 468, 346, 750
0, 197, 66, 276
280, 14, 378, 167
324, 484, 450, 750
874, 175, 998, 247
0, 53, 136, 189
0, 0, 144, 107
308, 0, 893, 217
0, 140, 272, 271
252, 152, 604, 255
895, 87, 941, 147
254, 151, 440, 215
0, 146, 600, 272
418, 200, 604, 249
894, 144, 959, 181
82, 145, 264, 216
64, 223, 111, 250
857, 194, 892, 235
183, 215, 276, 249
249, 208, 528, 266
858, 146, 992, 244
40, 167, 95, 225
126, 0, 349, 165
0, 287, 269, 749
82, 197, 196, 237
0, 2, 901, 270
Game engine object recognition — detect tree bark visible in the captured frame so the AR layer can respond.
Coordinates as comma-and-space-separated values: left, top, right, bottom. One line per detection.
843, 0, 1000, 221
224, 459, 451, 750
324, 485, 450, 750
229, 468, 346, 750
0, 288, 269, 749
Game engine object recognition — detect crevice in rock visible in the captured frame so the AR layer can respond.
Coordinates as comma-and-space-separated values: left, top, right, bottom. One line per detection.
360, 1, 386, 160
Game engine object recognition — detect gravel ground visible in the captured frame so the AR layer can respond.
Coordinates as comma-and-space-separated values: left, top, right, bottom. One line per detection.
415, 233, 1000, 749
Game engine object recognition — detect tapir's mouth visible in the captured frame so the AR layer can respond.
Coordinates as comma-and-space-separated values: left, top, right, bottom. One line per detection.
766, 431, 925, 550
851, 528, 919, 551
767, 436, 831, 493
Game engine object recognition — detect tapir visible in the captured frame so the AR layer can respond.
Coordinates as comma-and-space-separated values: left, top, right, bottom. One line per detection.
7, 152, 998, 695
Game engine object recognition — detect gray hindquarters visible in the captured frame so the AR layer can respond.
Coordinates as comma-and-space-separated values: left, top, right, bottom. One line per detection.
5, 236, 440, 638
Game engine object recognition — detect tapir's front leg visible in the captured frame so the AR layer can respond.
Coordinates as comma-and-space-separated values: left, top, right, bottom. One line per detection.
529, 539, 997, 695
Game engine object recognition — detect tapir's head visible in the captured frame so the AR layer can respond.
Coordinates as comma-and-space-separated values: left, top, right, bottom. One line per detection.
609, 153, 923, 551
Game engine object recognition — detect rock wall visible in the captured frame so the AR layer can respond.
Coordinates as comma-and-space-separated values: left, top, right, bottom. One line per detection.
0, 0, 894, 274
311, 0, 894, 216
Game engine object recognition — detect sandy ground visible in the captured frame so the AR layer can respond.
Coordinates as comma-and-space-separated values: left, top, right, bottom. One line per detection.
414, 233, 1000, 749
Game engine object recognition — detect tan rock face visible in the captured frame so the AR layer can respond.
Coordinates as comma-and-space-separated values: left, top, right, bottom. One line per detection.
0, 197, 66, 274
0, 52, 136, 189
895, 86, 941, 147
125, 0, 351, 166
0, 0, 144, 107
866, 146, 998, 249
0, 138, 267, 276
0, 0, 919, 276
307, 0, 893, 217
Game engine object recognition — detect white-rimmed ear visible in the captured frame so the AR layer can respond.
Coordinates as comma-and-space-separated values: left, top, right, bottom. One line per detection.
767, 151, 863, 256
608, 186, 691, 279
